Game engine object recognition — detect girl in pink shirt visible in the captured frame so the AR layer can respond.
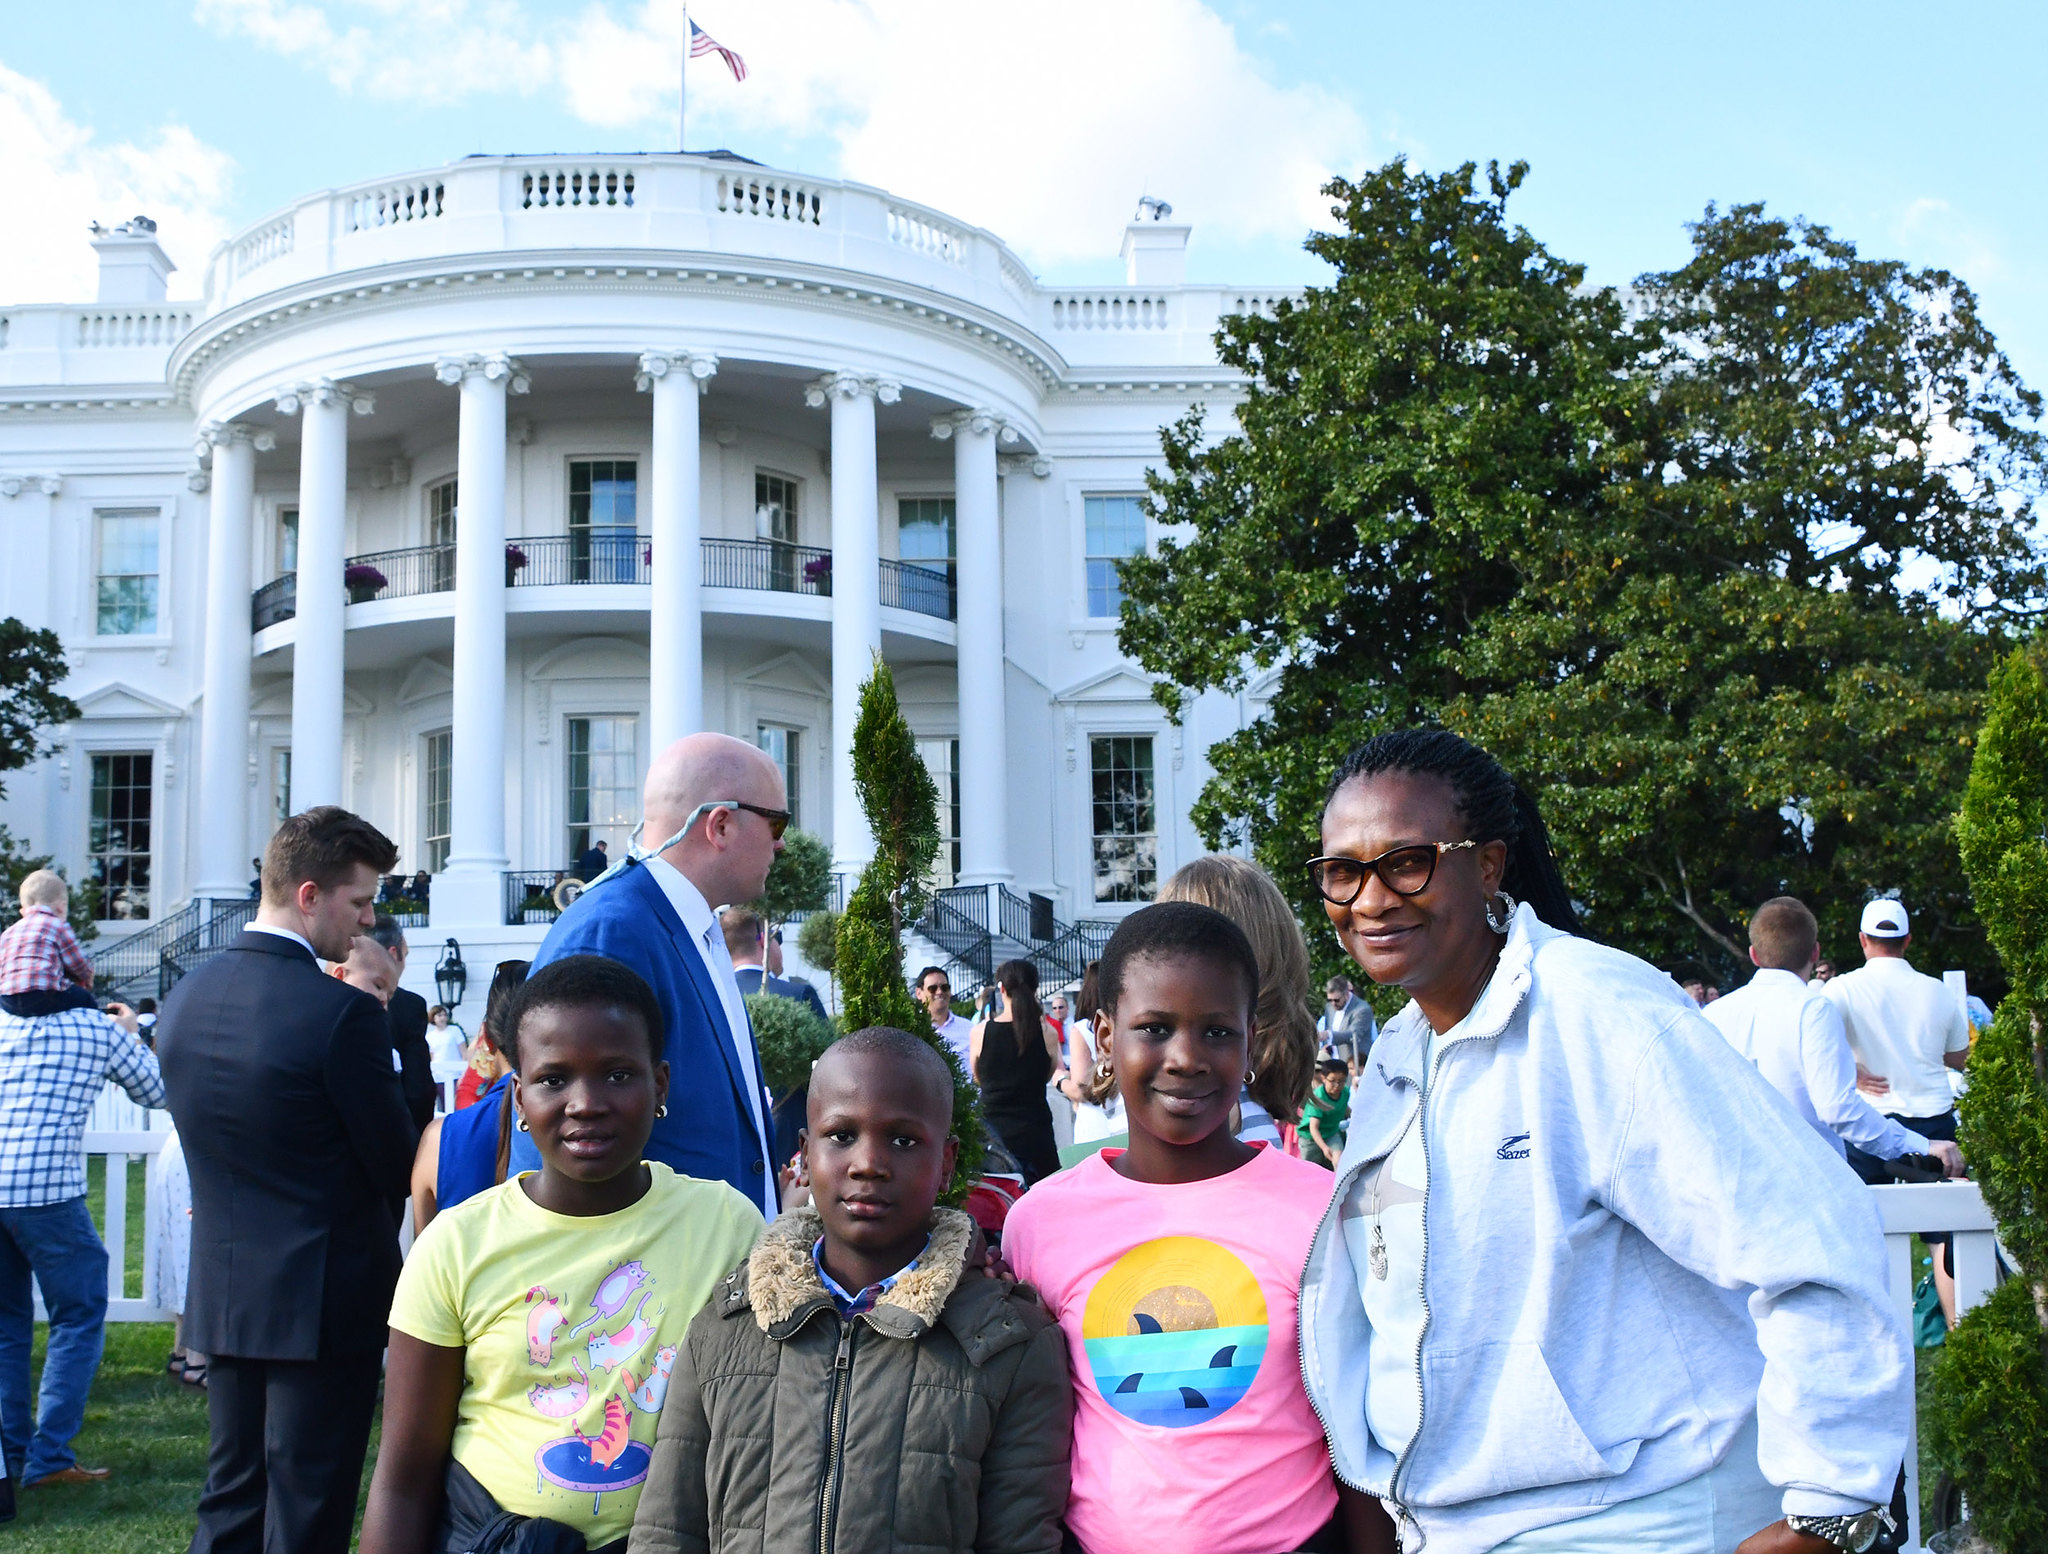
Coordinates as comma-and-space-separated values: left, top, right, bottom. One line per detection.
1004, 902, 1372, 1554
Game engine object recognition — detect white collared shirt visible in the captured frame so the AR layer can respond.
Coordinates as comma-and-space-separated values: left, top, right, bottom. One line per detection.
1823, 955, 1970, 1118
642, 856, 777, 1215
247, 922, 317, 959
1704, 968, 1927, 1160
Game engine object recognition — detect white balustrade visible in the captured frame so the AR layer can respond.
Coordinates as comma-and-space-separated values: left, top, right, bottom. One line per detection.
73, 308, 196, 347
345, 179, 446, 231
886, 205, 968, 265
716, 170, 825, 224
1229, 292, 1295, 318
1049, 293, 1171, 330
1000, 251, 1035, 302
520, 167, 637, 209
233, 215, 295, 276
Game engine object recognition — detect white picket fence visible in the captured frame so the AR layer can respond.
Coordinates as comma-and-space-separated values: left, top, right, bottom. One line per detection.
55, 1091, 2005, 1551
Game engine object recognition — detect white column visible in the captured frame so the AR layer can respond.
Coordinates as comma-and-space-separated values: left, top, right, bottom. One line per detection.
274, 379, 372, 812
806, 371, 899, 873
0, 475, 61, 623
933, 410, 1011, 886
433, 353, 527, 926
638, 349, 718, 750
193, 422, 272, 898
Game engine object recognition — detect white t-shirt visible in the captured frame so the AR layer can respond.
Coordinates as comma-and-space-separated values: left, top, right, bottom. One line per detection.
1340, 1022, 1448, 1463
933, 1011, 974, 1077
1823, 956, 1969, 1119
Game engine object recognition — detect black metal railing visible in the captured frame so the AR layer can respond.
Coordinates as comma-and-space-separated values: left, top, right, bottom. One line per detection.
915, 884, 997, 982
345, 543, 456, 602
88, 895, 258, 1003
252, 574, 297, 631
880, 558, 955, 620
377, 875, 431, 926
703, 537, 833, 598
250, 536, 959, 626
504, 869, 582, 926
508, 533, 652, 587
157, 898, 259, 997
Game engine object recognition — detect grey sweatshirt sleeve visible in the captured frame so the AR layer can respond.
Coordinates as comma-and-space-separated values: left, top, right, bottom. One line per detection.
1605, 1011, 1911, 1520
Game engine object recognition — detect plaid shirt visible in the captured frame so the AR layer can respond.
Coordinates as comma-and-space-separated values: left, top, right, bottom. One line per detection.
812, 1235, 928, 1319
0, 904, 93, 996
0, 1006, 165, 1206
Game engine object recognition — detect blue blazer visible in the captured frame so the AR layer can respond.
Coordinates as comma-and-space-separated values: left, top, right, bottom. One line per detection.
529, 860, 771, 1214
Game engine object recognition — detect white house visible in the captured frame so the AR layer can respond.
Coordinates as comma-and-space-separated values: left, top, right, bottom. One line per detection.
0, 152, 1295, 1004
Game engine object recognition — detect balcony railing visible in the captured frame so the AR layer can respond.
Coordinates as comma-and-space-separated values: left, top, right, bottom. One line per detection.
251, 537, 960, 628
505, 869, 580, 926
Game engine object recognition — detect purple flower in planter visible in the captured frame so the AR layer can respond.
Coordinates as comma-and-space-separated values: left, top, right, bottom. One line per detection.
643, 544, 653, 565
504, 544, 528, 571
343, 564, 388, 589
802, 554, 833, 585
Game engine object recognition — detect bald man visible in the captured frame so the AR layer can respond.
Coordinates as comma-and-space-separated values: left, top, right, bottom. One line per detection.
528, 732, 788, 1215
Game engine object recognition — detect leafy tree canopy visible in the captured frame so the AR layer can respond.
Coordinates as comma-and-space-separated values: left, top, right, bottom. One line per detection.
754, 826, 832, 923
1120, 159, 2044, 988
0, 618, 77, 799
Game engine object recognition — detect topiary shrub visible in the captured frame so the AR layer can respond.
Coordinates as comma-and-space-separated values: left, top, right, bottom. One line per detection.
756, 827, 833, 926
834, 654, 984, 1199
745, 991, 836, 1093
1931, 642, 2048, 1549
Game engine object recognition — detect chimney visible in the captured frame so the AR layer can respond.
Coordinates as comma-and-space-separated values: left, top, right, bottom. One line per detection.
89, 215, 175, 303
1121, 196, 1190, 287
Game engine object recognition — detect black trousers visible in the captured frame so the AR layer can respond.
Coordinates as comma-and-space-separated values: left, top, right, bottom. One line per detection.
188, 1349, 382, 1554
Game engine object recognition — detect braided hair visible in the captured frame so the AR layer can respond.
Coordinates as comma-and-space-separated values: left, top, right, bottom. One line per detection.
1324, 730, 1580, 934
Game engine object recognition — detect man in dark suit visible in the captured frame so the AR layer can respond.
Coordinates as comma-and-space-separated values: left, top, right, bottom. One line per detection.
156, 807, 417, 1554
368, 914, 437, 1130
722, 905, 830, 1167
575, 837, 609, 881
531, 732, 785, 1217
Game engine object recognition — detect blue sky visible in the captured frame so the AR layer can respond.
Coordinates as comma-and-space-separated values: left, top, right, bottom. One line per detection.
4, 0, 2044, 389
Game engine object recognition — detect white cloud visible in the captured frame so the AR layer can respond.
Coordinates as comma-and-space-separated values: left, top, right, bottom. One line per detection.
0, 62, 236, 303
198, 0, 1373, 269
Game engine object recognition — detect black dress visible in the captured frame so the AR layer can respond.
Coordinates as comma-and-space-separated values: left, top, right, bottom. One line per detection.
977, 1017, 1061, 1182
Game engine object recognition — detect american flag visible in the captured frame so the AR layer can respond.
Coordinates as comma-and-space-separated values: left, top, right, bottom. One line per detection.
690, 19, 748, 82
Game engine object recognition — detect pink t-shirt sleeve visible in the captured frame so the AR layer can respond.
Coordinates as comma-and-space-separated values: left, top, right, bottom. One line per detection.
1007, 1147, 1340, 1554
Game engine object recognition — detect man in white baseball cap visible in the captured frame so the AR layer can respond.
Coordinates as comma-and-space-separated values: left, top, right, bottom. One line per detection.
1824, 897, 1973, 1320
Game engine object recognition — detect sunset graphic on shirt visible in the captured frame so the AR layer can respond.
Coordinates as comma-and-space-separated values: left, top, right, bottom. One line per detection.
1081, 1237, 1268, 1428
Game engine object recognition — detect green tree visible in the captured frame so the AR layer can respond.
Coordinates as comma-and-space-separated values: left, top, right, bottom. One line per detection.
745, 990, 837, 1093
755, 826, 832, 925
1927, 643, 2048, 1551
0, 826, 98, 942
1120, 161, 2043, 985
795, 908, 839, 1007
833, 655, 984, 1196
0, 618, 77, 798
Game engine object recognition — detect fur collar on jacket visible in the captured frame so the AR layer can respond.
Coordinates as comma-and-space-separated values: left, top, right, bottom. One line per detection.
743, 1205, 975, 1333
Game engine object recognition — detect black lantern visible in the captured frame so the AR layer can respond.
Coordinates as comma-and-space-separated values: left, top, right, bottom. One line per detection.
433, 937, 468, 1012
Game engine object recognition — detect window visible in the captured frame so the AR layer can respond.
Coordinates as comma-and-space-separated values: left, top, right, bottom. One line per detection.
567, 716, 639, 863
756, 472, 800, 590
569, 460, 638, 582
917, 737, 961, 887
756, 725, 801, 829
1090, 735, 1156, 903
278, 506, 300, 575
96, 511, 160, 635
426, 480, 456, 591
898, 497, 956, 616
1084, 495, 1147, 618
89, 752, 153, 920
271, 749, 292, 828
422, 730, 452, 872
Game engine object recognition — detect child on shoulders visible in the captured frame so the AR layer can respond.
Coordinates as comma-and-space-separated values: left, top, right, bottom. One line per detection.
1004, 902, 1367, 1554
0, 871, 96, 1016
629, 1026, 1071, 1554
360, 954, 763, 1554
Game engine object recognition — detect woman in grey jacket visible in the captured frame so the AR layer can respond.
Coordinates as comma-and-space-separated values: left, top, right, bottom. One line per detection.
1297, 732, 1909, 1554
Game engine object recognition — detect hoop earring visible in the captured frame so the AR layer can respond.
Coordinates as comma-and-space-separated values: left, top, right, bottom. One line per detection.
1485, 890, 1518, 935
1244, 1067, 1258, 1085
515, 1113, 530, 1133
656, 1104, 668, 1119
1093, 1056, 1114, 1084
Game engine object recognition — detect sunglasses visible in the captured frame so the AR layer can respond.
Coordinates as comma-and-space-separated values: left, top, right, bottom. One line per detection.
1307, 840, 1478, 906
685, 798, 793, 840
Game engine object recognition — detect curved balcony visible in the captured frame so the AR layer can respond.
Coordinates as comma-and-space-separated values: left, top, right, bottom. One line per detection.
250, 536, 956, 632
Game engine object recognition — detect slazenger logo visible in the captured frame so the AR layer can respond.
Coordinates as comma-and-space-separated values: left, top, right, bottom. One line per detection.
1496, 1133, 1531, 1160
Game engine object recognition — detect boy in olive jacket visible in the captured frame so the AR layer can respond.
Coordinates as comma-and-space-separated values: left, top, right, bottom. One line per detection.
629, 1028, 1071, 1554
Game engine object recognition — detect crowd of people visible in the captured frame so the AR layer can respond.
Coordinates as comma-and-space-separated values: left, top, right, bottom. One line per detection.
0, 724, 1986, 1554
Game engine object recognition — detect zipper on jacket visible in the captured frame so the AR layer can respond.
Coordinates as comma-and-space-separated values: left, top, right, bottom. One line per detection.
816, 1319, 857, 1554
1384, 1043, 1452, 1550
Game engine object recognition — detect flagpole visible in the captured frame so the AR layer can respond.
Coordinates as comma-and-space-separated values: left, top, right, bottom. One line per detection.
679, 0, 689, 151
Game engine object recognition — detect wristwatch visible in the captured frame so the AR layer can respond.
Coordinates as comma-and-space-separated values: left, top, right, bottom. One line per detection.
1785, 1509, 1893, 1552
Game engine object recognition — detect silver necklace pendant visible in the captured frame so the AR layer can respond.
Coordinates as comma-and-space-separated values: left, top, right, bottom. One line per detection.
1368, 1222, 1389, 1281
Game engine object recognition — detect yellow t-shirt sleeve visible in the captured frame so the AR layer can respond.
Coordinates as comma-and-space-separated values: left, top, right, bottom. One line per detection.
388, 1210, 472, 1349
